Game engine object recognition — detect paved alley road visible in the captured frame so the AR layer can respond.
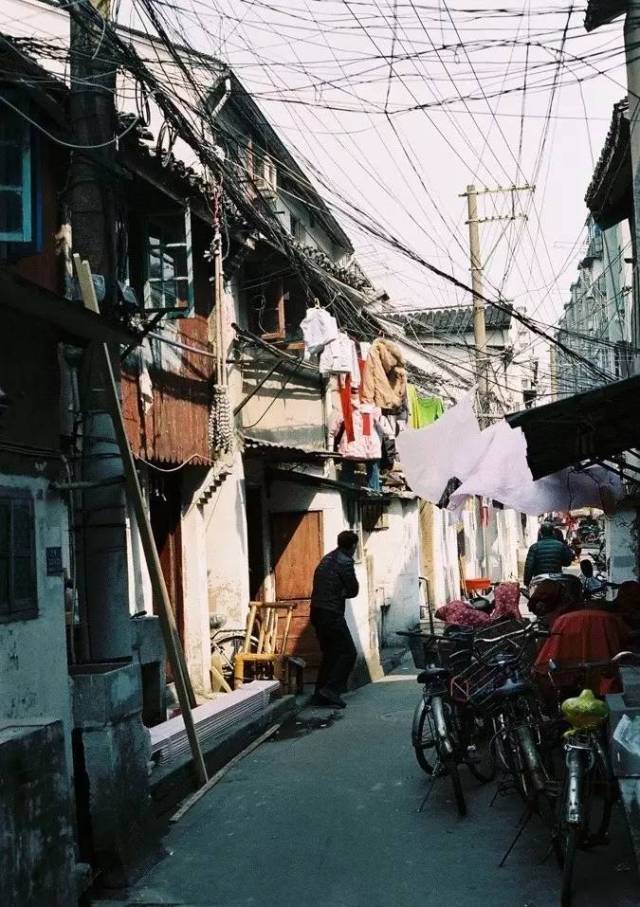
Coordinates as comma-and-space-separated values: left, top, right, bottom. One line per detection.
118, 662, 639, 907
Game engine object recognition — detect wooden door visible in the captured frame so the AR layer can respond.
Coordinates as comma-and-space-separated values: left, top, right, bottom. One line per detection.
270, 511, 323, 676
246, 486, 266, 601
149, 473, 184, 646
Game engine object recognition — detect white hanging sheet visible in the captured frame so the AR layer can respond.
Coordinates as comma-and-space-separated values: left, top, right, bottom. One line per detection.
397, 394, 624, 516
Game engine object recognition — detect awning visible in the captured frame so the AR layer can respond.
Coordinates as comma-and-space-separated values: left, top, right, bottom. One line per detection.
506, 374, 640, 479
243, 436, 338, 461
0, 270, 140, 346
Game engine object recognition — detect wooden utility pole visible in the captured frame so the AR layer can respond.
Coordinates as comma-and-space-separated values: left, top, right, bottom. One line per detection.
460, 183, 532, 578
465, 185, 488, 416
461, 184, 533, 423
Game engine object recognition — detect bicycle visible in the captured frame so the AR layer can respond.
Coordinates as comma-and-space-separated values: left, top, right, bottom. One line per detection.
452, 623, 557, 819
210, 614, 259, 686
400, 629, 496, 818
546, 652, 638, 907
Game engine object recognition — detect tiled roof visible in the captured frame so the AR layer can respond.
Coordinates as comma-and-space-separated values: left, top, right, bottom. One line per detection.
584, 0, 627, 31
585, 99, 631, 229
385, 304, 512, 336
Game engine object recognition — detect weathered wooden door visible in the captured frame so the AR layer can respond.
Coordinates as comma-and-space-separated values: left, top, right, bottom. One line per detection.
246, 486, 266, 602
149, 473, 184, 647
270, 511, 323, 676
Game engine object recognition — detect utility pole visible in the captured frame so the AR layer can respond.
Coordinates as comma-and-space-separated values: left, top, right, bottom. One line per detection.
69, 0, 132, 661
465, 185, 488, 417
461, 184, 533, 425
460, 183, 532, 579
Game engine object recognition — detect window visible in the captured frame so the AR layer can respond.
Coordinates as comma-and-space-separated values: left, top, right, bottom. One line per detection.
253, 278, 286, 340
251, 276, 307, 342
144, 209, 193, 312
290, 215, 305, 242
0, 490, 37, 622
0, 109, 32, 243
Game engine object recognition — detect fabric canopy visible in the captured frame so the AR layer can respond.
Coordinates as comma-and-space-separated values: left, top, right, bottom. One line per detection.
397, 396, 624, 515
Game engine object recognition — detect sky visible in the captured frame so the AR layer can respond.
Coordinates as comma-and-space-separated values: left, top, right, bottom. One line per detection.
0, 0, 629, 372
109, 0, 628, 339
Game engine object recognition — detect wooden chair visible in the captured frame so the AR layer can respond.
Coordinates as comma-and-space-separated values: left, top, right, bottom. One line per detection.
233, 601, 305, 694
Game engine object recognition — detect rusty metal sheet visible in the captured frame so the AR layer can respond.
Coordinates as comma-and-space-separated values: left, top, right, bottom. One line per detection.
122, 316, 215, 466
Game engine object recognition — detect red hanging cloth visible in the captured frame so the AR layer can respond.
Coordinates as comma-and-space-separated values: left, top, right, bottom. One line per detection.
338, 375, 355, 442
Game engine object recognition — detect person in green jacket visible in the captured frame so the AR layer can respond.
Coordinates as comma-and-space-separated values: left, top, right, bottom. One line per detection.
524, 522, 575, 586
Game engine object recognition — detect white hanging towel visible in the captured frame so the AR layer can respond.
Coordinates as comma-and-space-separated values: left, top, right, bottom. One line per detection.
301, 307, 338, 358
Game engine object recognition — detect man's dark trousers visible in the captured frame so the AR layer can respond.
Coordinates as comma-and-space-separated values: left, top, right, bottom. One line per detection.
311, 607, 357, 695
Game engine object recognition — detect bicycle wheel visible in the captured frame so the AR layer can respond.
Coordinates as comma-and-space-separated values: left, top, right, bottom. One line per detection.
498, 724, 534, 803
465, 713, 496, 783
434, 702, 467, 817
559, 823, 578, 907
582, 740, 614, 846
448, 760, 467, 818
412, 699, 437, 775
215, 633, 258, 680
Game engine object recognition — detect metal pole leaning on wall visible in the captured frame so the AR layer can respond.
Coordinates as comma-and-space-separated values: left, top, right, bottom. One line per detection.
73, 254, 208, 788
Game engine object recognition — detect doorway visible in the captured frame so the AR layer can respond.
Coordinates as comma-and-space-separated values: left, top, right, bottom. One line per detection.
245, 485, 266, 602
270, 510, 323, 679
149, 472, 184, 646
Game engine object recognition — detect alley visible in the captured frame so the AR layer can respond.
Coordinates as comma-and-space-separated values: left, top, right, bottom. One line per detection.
113, 663, 639, 907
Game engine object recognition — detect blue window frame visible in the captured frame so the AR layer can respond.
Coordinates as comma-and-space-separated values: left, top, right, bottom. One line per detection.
0, 109, 32, 243
144, 207, 194, 314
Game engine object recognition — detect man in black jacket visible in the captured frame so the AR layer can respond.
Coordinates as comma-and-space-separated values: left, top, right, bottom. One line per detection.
310, 530, 359, 709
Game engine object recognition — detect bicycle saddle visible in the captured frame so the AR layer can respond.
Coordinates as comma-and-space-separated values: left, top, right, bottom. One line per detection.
492, 678, 533, 699
417, 666, 450, 684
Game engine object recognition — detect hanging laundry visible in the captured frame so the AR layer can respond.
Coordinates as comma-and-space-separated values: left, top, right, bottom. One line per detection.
337, 375, 355, 443
331, 396, 382, 461
138, 362, 154, 414
407, 384, 444, 429
319, 332, 360, 385
361, 338, 407, 411
300, 307, 338, 358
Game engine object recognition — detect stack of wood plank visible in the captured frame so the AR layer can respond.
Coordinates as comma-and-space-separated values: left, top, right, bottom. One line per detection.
150, 680, 279, 768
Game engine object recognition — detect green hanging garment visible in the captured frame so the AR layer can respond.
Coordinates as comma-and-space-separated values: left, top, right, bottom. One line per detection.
407, 384, 445, 429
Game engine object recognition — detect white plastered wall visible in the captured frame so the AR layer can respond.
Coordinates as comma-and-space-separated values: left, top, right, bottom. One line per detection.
0, 476, 73, 777
363, 499, 421, 645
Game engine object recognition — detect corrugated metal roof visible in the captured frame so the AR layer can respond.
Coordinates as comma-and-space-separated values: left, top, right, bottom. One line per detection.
243, 437, 337, 460
385, 304, 512, 336
584, 0, 627, 31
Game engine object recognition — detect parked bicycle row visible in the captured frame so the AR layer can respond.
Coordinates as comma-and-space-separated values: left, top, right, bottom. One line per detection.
399, 577, 640, 907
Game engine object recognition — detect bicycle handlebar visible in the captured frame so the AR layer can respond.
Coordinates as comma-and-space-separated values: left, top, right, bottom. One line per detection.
545, 651, 640, 674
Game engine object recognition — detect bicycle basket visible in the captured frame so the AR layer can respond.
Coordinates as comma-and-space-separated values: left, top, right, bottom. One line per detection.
406, 633, 470, 670
450, 624, 532, 705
